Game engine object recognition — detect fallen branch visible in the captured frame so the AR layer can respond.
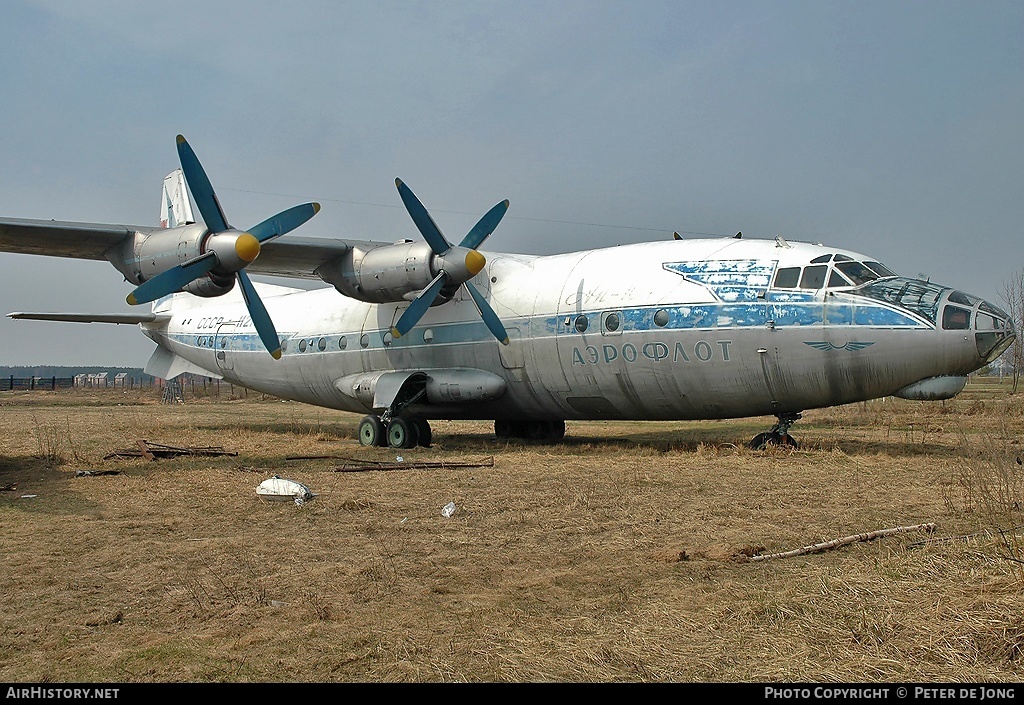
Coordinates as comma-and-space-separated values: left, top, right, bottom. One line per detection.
333, 456, 495, 472
750, 522, 937, 562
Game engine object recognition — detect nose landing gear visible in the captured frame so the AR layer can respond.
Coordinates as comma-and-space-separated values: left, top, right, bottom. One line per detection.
750, 412, 802, 450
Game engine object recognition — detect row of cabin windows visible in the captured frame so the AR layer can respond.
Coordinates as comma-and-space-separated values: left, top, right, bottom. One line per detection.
279, 328, 439, 353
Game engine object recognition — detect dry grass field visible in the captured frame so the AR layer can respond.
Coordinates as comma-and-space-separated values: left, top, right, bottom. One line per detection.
2, 378, 1024, 683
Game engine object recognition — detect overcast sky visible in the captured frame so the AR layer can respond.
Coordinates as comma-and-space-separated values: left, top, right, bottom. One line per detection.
1, 0, 1021, 367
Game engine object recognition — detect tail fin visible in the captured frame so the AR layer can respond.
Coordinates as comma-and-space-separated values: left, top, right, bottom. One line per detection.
159, 169, 195, 228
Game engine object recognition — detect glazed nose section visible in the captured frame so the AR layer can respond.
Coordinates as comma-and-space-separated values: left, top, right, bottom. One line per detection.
970, 298, 1015, 363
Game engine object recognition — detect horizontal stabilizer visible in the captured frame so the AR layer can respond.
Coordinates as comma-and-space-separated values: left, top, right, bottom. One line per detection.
144, 345, 222, 380
7, 311, 167, 325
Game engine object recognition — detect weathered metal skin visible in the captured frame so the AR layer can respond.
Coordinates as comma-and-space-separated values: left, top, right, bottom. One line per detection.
144, 236, 1015, 424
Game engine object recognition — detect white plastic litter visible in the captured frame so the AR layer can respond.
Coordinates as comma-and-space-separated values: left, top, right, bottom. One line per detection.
256, 476, 315, 506
441, 501, 456, 518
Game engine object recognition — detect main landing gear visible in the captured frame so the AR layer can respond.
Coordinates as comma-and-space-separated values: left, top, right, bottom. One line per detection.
494, 419, 566, 442
749, 412, 802, 450
358, 412, 432, 449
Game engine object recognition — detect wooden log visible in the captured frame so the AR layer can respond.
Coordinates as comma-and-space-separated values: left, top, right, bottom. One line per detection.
750, 523, 937, 562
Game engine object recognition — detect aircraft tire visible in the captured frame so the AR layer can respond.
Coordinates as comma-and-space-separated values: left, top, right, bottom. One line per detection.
749, 431, 798, 450
358, 415, 385, 447
411, 416, 432, 448
494, 419, 514, 439
387, 416, 420, 449
548, 419, 566, 441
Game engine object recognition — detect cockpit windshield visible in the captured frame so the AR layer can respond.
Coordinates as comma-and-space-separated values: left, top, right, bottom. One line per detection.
771, 254, 898, 291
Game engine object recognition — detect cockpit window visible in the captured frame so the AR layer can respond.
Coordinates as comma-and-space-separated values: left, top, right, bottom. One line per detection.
774, 267, 800, 288
833, 254, 853, 262
828, 270, 851, 288
810, 254, 831, 264
799, 265, 827, 289
865, 261, 896, 278
835, 261, 881, 285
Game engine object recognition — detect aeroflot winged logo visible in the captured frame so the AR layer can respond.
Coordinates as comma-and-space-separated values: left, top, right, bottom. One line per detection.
803, 341, 876, 351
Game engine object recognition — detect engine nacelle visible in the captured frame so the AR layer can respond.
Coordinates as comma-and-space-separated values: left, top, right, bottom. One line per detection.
183, 271, 235, 298
106, 223, 209, 285
316, 241, 437, 303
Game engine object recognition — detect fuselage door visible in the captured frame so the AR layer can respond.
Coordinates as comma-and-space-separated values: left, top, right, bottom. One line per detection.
214, 321, 236, 372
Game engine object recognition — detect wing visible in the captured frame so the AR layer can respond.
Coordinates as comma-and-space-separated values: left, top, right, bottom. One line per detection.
0, 216, 388, 282
7, 312, 166, 324
0, 217, 149, 260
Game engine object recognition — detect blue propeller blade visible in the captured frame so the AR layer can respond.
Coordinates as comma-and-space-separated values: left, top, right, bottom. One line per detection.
248, 202, 321, 243
176, 135, 229, 233
391, 272, 449, 338
460, 200, 509, 250
465, 281, 509, 345
236, 269, 282, 359
126, 252, 217, 305
395, 179, 451, 256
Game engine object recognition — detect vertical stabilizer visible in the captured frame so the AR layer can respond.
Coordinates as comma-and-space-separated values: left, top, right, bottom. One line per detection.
160, 169, 195, 228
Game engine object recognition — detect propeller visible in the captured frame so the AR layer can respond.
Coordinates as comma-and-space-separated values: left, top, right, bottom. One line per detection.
127, 135, 320, 359
391, 179, 510, 345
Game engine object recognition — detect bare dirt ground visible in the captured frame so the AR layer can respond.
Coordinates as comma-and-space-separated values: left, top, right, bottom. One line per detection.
1, 379, 1023, 683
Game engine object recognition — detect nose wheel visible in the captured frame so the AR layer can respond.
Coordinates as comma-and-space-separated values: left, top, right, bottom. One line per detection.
750, 412, 802, 450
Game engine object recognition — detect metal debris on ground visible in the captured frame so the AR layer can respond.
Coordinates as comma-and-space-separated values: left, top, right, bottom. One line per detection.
332, 456, 494, 473
103, 440, 238, 461
74, 469, 121, 477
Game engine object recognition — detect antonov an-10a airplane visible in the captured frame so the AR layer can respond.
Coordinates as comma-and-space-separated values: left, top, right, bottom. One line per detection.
0, 136, 1016, 450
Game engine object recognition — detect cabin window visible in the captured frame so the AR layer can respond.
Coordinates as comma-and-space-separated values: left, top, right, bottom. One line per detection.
360, 334, 369, 349
280, 340, 288, 352
799, 265, 827, 289
338, 336, 347, 350
574, 315, 589, 333
298, 339, 307, 352
603, 312, 621, 333
774, 267, 800, 288
942, 305, 971, 330
382, 332, 393, 347
317, 337, 327, 351
654, 309, 669, 327
423, 329, 434, 343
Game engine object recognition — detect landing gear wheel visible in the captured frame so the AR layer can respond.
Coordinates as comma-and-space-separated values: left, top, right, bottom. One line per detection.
494, 419, 515, 440
358, 415, 385, 447
387, 416, 419, 449
749, 431, 799, 450
411, 416, 432, 448
547, 419, 566, 441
